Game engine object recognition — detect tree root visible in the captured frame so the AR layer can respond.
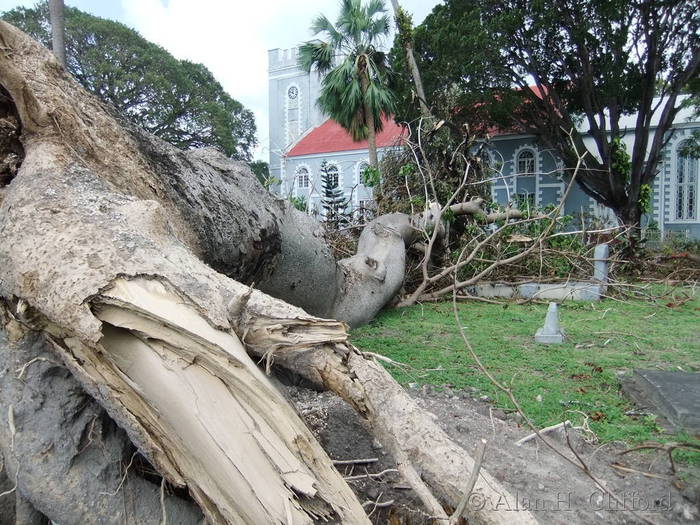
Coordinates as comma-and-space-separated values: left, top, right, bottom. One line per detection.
240, 301, 538, 525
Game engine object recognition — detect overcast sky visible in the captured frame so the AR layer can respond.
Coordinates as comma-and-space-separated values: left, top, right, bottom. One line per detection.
0, 0, 442, 160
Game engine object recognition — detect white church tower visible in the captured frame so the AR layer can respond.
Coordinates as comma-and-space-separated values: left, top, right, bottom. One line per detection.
267, 47, 325, 192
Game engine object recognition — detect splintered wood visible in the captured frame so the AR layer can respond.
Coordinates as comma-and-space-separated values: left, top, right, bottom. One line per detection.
88, 277, 369, 525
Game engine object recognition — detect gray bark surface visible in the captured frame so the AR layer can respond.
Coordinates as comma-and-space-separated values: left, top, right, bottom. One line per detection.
0, 330, 204, 525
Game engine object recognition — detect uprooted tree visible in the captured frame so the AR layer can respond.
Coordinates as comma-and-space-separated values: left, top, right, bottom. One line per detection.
0, 22, 542, 524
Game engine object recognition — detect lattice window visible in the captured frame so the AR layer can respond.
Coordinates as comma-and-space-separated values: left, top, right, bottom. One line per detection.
516, 149, 536, 175
296, 166, 309, 188
326, 164, 339, 188
357, 161, 369, 185
516, 191, 535, 210
676, 141, 698, 220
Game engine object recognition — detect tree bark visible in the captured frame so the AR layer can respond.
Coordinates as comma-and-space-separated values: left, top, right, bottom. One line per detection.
390, 0, 430, 118
0, 21, 537, 525
48, 0, 66, 68
359, 59, 379, 168
0, 329, 205, 525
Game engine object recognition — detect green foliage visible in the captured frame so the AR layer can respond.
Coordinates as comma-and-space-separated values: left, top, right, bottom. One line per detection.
298, 0, 395, 146
375, 136, 491, 219
684, 76, 700, 118
352, 287, 700, 461
394, 6, 414, 51
450, 206, 587, 280
679, 130, 700, 158
361, 165, 381, 187
441, 206, 456, 225
658, 235, 700, 256
638, 184, 652, 214
289, 195, 307, 212
389, 0, 516, 131
249, 160, 274, 189
391, 0, 700, 228
645, 219, 659, 232
3, 2, 256, 159
398, 163, 414, 176
610, 137, 631, 183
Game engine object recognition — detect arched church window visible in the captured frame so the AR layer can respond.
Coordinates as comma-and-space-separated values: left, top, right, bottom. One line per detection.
296, 166, 309, 188
356, 161, 369, 185
516, 149, 536, 175
676, 140, 698, 220
326, 163, 340, 188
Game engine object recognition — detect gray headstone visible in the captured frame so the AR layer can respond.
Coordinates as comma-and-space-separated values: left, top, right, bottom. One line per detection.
593, 243, 609, 284
624, 370, 700, 432
535, 302, 565, 344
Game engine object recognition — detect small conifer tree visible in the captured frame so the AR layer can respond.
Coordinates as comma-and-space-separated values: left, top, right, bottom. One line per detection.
319, 160, 349, 229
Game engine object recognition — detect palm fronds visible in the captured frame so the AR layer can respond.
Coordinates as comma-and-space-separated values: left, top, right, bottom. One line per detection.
299, 0, 395, 148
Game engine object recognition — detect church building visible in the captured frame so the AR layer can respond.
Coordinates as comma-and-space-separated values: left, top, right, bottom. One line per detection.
268, 46, 700, 238
267, 47, 403, 218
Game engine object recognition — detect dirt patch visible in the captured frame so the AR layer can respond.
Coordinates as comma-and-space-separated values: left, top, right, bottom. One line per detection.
283, 383, 699, 524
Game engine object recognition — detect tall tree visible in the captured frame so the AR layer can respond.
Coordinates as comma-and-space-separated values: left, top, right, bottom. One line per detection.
2, 2, 256, 160
299, 0, 395, 168
48, 0, 65, 66
319, 160, 350, 228
394, 0, 700, 237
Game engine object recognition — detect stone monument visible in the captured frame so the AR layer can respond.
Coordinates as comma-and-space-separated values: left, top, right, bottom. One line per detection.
535, 302, 565, 344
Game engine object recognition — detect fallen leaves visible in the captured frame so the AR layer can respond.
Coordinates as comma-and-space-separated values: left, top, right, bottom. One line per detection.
589, 411, 606, 422
584, 362, 604, 373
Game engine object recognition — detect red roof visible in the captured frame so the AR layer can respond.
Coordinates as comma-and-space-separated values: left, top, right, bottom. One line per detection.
286, 116, 405, 157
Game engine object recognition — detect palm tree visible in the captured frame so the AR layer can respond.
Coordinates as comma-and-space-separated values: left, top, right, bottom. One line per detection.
299, 0, 395, 168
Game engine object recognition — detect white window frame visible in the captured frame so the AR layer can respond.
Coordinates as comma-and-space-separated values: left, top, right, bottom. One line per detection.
355, 160, 370, 185
323, 161, 341, 189
672, 139, 699, 222
516, 148, 536, 175
510, 145, 541, 207
293, 163, 311, 197
296, 166, 310, 188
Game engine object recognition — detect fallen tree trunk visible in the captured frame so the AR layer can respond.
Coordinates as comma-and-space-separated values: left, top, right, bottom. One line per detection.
0, 328, 205, 525
0, 20, 537, 524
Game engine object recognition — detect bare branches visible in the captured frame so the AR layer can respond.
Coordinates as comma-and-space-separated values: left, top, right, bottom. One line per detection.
343, 468, 399, 481
619, 442, 700, 474
450, 438, 487, 525
515, 421, 572, 447
380, 114, 616, 309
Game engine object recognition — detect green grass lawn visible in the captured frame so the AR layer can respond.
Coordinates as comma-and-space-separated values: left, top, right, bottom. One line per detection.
351, 286, 700, 462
